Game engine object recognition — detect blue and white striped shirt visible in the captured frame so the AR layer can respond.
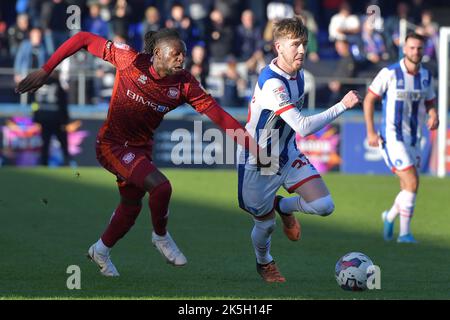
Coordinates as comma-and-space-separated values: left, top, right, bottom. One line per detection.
369, 58, 436, 146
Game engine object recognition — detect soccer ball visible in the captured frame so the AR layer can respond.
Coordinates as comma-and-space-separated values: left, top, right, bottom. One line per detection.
335, 252, 374, 291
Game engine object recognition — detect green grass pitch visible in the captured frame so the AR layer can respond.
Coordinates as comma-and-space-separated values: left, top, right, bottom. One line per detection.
0, 167, 449, 299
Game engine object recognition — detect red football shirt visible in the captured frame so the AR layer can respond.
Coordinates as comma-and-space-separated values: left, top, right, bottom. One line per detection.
42, 32, 256, 156
97, 41, 219, 147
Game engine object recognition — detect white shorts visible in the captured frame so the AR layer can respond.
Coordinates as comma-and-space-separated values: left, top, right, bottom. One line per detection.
380, 140, 421, 172
237, 151, 321, 217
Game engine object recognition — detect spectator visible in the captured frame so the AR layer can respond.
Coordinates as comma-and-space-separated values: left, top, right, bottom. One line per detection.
84, 1, 109, 38
214, 0, 243, 26
294, 0, 320, 62
111, 0, 132, 39
14, 28, 47, 84
416, 10, 439, 63
207, 9, 234, 62
262, 2, 294, 63
27, 0, 43, 28
294, 0, 318, 34
141, 6, 161, 45
245, 49, 266, 94
322, 0, 345, 26
410, 0, 427, 25
98, 0, 114, 22
361, 17, 388, 65
8, 14, 30, 57
298, 14, 320, 62
383, 1, 411, 61
220, 55, 246, 108
328, 1, 360, 44
165, 3, 199, 53
32, 71, 71, 166
186, 0, 213, 39
234, 9, 265, 93
40, 0, 70, 54
235, 9, 263, 62
327, 40, 356, 105
185, 44, 209, 89
266, 1, 294, 22
262, 18, 275, 48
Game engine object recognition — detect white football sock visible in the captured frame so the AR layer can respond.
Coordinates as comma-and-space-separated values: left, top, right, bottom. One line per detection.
386, 192, 402, 222
279, 196, 301, 214
95, 238, 110, 255
251, 218, 276, 265
398, 190, 416, 236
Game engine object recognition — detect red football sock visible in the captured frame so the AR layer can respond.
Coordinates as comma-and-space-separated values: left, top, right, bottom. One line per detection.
101, 203, 142, 247
149, 181, 172, 236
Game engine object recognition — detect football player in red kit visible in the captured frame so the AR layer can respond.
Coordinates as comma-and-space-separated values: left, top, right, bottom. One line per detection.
17, 29, 257, 276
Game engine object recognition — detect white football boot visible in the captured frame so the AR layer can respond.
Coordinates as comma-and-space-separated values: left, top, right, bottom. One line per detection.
87, 244, 120, 277
152, 231, 187, 266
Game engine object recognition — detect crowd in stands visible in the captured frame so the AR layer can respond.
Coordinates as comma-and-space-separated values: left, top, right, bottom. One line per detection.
0, 0, 442, 107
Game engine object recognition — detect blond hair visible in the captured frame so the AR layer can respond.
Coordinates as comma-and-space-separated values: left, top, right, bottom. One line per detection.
273, 17, 308, 42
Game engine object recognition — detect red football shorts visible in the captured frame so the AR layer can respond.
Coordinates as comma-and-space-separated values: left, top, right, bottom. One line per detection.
96, 139, 156, 189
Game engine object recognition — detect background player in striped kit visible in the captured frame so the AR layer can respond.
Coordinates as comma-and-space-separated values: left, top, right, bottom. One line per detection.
364, 32, 439, 243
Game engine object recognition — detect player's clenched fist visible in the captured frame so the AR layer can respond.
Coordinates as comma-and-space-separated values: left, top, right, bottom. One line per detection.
341, 90, 362, 109
367, 131, 381, 147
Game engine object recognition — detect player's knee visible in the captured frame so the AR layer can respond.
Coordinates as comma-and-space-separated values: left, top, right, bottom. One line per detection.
309, 195, 334, 217
150, 180, 172, 197
267, 220, 276, 234
253, 217, 276, 235
123, 204, 142, 219
115, 201, 142, 225
143, 170, 170, 193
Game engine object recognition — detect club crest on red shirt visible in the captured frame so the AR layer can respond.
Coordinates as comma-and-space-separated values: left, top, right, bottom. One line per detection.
122, 152, 135, 164
167, 87, 180, 99
138, 74, 148, 84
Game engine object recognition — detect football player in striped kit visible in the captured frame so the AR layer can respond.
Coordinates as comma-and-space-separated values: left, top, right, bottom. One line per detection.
364, 32, 439, 244
237, 17, 361, 282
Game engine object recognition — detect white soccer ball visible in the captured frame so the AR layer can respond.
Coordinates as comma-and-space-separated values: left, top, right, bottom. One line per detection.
335, 252, 374, 291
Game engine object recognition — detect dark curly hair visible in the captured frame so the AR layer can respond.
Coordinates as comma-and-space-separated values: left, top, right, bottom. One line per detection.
143, 28, 182, 54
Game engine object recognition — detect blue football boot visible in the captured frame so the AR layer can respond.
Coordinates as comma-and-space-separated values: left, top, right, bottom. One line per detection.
382, 210, 394, 241
397, 233, 418, 243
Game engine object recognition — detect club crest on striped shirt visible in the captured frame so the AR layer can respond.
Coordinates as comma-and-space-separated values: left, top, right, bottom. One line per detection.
273, 86, 289, 105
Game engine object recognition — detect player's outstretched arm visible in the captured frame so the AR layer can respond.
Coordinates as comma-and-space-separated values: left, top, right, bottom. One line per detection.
186, 75, 267, 164
203, 104, 266, 163
363, 90, 381, 147
280, 90, 362, 138
16, 32, 107, 94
